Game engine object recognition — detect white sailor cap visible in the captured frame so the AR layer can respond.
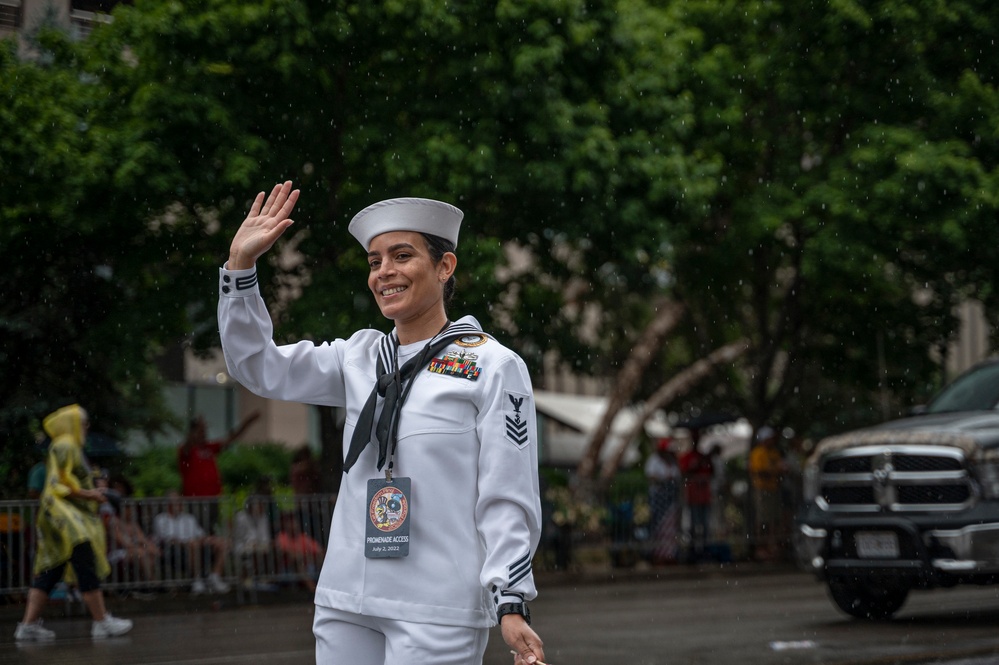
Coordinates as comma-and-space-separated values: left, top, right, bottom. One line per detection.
348, 197, 464, 250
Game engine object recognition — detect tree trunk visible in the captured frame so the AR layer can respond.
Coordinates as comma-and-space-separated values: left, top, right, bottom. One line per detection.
576, 301, 684, 482
597, 339, 750, 484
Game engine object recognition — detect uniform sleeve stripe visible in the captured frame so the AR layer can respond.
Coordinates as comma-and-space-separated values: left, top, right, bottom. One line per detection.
235, 273, 258, 291
510, 558, 531, 578
505, 550, 532, 587
509, 551, 532, 570
508, 565, 532, 587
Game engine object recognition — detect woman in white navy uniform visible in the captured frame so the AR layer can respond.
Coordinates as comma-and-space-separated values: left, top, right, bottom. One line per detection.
218, 181, 546, 665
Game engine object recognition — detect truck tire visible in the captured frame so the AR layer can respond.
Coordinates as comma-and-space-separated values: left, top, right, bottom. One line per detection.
826, 576, 909, 620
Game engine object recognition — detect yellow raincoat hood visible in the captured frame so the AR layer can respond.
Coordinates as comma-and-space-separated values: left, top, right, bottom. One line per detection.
42, 404, 87, 447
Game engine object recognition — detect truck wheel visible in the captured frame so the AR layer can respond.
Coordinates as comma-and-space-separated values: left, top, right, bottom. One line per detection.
826, 576, 909, 620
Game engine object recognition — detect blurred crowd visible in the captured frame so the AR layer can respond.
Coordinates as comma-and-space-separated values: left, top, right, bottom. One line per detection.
642, 424, 807, 566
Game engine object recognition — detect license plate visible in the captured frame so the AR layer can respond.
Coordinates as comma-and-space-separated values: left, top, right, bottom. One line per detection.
855, 531, 900, 558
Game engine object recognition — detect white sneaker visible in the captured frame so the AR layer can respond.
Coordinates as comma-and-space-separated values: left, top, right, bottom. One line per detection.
92, 614, 133, 639
14, 620, 55, 642
207, 573, 230, 594
191, 578, 207, 595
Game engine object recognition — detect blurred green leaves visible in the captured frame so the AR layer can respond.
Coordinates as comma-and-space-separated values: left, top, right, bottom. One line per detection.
2, 0, 998, 499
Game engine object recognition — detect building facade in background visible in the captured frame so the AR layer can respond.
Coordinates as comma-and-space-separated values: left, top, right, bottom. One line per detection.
0, 0, 121, 44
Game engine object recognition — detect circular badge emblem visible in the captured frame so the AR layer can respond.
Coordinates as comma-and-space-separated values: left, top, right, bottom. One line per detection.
455, 334, 487, 348
369, 486, 408, 532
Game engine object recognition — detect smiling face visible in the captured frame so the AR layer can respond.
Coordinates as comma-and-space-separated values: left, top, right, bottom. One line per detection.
366, 231, 456, 343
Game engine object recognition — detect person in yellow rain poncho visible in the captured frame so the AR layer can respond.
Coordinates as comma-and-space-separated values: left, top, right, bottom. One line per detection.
14, 404, 133, 642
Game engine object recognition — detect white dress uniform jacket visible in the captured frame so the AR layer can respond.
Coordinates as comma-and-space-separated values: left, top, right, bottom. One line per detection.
218, 265, 542, 628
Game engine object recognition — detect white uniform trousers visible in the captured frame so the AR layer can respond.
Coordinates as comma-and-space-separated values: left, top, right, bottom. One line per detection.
314, 605, 489, 665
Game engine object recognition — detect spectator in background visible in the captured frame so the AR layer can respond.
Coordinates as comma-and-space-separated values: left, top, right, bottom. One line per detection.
107, 501, 161, 592
289, 446, 321, 535
177, 411, 260, 532
706, 443, 728, 543
289, 446, 320, 496
781, 435, 808, 550
748, 426, 787, 562
645, 437, 681, 566
153, 490, 230, 595
234, 478, 276, 548
276, 510, 324, 593
14, 404, 132, 642
232, 492, 275, 590
109, 475, 135, 503
104, 474, 153, 587
95, 468, 116, 523
26, 454, 47, 500
679, 429, 714, 562
233, 494, 273, 556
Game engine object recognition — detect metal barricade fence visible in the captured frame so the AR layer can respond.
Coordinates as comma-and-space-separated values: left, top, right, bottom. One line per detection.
0, 494, 336, 603
0, 500, 37, 594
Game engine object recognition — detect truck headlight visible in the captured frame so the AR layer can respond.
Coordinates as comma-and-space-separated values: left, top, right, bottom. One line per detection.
803, 460, 820, 502
975, 460, 999, 498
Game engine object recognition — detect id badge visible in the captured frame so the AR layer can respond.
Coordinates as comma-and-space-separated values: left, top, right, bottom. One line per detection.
365, 477, 411, 558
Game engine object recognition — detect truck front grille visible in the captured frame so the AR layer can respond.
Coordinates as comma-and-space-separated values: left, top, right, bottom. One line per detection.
818, 445, 972, 512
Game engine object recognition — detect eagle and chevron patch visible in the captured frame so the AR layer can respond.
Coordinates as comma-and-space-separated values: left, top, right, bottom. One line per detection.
503, 390, 530, 448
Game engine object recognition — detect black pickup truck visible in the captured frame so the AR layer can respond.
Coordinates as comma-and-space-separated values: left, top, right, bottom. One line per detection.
795, 359, 999, 619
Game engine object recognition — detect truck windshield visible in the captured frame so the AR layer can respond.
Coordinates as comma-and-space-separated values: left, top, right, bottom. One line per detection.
927, 362, 999, 413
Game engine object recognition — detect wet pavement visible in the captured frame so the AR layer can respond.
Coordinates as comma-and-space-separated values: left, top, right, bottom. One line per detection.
3, 563, 999, 665
0, 602, 316, 665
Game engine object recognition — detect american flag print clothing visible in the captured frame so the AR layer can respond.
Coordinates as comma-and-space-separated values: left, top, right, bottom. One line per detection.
648, 480, 680, 564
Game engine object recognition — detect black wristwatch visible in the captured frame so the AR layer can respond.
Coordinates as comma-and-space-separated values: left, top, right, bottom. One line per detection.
496, 602, 531, 625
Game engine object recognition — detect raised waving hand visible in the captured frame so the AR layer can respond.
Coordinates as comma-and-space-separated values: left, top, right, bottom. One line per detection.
228, 181, 300, 270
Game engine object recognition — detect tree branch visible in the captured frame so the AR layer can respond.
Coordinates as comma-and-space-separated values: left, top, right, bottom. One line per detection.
597, 339, 750, 484
575, 301, 685, 480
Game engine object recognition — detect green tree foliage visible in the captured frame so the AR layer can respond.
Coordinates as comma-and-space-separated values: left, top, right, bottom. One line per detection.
217, 441, 291, 491
2, 0, 998, 499
658, 0, 999, 433
0, 31, 194, 496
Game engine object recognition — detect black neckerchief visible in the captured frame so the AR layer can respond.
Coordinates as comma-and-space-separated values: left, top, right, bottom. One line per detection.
344, 320, 484, 475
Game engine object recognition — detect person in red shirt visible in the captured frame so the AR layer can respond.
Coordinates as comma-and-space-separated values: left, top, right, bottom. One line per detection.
275, 511, 324, 593
177, 412, 260, 530
678, 428, 714, 562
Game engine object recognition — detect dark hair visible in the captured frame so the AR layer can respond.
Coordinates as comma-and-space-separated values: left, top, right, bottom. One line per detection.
420, 233, 456, 308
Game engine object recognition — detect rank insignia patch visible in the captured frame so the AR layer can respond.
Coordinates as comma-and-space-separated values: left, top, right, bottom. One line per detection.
503, 390, 530, 448
454, 334, 487, 348
428, 350, 482, 381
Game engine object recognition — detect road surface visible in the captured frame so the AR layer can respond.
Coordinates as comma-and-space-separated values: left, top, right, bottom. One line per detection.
3, 567, 999, 664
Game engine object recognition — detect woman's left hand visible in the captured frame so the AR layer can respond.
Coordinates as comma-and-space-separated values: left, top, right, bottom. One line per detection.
501, 615, 546, 664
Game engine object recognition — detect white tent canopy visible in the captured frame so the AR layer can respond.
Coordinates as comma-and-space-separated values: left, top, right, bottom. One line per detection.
532, 390, 667, 467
